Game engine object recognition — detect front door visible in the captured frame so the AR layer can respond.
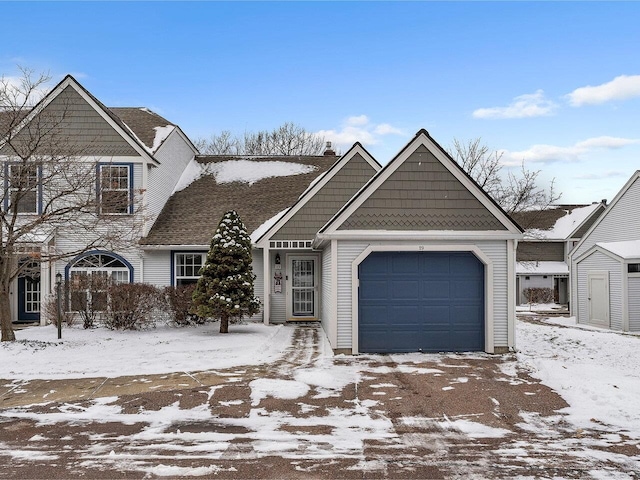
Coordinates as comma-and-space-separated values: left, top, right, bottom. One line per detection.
287, 255, 319, 321
17, 274, 41, 323
588, 271, 609, 327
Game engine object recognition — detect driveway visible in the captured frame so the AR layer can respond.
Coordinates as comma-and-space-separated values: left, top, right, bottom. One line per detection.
0, 323, 638, 478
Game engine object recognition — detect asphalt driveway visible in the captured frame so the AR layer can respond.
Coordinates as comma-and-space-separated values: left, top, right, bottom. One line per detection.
0, 323, 638, 479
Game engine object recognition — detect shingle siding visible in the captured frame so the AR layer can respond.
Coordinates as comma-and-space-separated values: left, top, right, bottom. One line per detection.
1, 86, 137, 157
339, 146, 506, 231
271, 154, 376, 240
517, 241, 565, 262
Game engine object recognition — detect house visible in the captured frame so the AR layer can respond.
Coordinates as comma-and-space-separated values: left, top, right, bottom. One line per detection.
511, 203, 605, 305
569, 171, 640, 332
3, 75, 523, 354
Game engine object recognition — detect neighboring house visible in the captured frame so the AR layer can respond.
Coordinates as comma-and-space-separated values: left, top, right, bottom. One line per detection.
3, 76, 524, 354
512, 204, 606, 305
569, 171, 640, 332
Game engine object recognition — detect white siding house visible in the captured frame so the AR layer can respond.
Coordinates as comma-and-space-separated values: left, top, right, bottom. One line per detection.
569, 171, 640, 332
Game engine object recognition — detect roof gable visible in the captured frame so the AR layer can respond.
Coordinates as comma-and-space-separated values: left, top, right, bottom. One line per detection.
570, 171, 640, 260
1, 75, 159, 163
512, 203, 605, 240
256, 143, 380, 244
321, 130, 522, 234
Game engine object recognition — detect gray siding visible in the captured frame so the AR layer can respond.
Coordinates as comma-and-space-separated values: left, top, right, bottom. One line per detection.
271, 154, 376, 240
250, 249, 264, 322
628, 277, 640, 332
339, 146, 506, 231
147, 130, 195, 232
576, 251, 622, 329
517, 241, 565, 262
571, 178, 640, 311
321, 243, 334, 344
269, 250, 287, 323
335, 240, 509, 351
1, 86, 137, 157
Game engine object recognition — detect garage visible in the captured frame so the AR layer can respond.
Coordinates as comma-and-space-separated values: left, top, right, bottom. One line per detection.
358, 251, 485, 353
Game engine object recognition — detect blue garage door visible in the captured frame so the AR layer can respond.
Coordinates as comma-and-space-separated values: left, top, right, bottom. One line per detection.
358, 251, 484, 353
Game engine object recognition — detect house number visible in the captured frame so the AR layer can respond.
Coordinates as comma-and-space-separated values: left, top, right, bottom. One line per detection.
418, 245, 424, 251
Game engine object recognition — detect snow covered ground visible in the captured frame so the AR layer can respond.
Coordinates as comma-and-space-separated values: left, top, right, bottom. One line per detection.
0, 323, 293, 380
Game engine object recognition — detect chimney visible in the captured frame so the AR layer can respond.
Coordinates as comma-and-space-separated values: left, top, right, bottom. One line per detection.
602, 199, 607, 206
323, 141, 336, 156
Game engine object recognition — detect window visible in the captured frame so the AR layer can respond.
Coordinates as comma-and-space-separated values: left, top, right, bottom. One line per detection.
8, 164, 39, 213
68, 252, 131, 312
174, 253, 206, 286
99, 164, 131, 214
628, 263, 640, 273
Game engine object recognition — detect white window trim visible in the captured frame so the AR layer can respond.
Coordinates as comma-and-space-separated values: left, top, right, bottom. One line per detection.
99, 164, 132, 215
174, 252, 206, 286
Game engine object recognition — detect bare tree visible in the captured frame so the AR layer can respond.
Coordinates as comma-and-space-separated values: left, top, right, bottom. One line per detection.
196, 122, 326, 156
0, 68, 143, 341
450, 138, 560, 215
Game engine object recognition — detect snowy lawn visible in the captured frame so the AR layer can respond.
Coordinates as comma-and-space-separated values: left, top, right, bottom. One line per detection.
517, 315, 640, 439
0, 322, 292, 380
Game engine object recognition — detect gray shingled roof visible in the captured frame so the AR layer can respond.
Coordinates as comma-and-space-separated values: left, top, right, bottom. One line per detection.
109, 107, 175, 153
511, 205, 591, 231
141, 155, 338, 246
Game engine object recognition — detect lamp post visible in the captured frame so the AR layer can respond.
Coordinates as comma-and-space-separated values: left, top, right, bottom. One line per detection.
56, 272, 62, 340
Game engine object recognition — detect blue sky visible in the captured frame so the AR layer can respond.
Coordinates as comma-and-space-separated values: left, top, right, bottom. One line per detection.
2, 1, 639, 204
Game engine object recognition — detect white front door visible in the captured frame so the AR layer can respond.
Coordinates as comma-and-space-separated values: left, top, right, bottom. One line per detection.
287, 255, 319, 320
588, 271, 610, 327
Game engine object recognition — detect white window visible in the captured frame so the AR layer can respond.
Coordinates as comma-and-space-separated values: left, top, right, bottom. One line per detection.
174, 253, 206, 286
8, 164, 38, 213
99, 165, 131, 214
68, 253, 131, 312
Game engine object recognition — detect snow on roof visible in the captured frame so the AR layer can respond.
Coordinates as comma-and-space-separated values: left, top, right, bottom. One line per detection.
151, 125, 175, 153
516, 261, 569, 275
172, 159, 317, 194
526, 203, 600, 240
596, 240, 640, 259
250, 208, 289, 243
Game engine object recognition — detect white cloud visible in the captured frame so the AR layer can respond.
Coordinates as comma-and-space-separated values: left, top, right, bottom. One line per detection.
316, 115, 404, 151
566, 75, 640, 106
500, 136, 639, 166
473, 90, 557, 119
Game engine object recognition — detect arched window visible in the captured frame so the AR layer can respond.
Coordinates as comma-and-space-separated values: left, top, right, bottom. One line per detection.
67, 252, 132, 312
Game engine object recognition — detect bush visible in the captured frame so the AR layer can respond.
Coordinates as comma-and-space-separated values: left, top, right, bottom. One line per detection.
104, 283, 162, 330
43, 288, 75, 327
523, 287, 554, 304
164, 284, 203, 326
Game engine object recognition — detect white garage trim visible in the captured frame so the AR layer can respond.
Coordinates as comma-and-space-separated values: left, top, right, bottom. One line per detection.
350, 244, 495, 354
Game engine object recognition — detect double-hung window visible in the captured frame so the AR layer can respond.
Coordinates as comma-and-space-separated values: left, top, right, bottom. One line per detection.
99, 164, 131, 214
174, 253, 206, 286
8, 164, 39, 214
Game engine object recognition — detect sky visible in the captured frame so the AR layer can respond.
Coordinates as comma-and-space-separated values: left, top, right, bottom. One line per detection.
1, 1, 639, 204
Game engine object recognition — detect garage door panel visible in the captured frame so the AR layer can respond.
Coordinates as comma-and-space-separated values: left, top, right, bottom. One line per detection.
359, 251, 484, 353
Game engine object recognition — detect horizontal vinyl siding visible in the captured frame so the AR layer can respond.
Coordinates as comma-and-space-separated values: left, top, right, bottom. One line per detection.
335, 240, 509, 351
147, 131, 195, 231
250, 249, 264, 322
628, 277, 640, 332
576, 251, 623, 329
321, 243, 334, 345
571, 178, 640, 310
143, 250, 171, 286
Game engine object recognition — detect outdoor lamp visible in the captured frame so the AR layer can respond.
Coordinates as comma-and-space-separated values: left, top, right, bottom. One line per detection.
56, 273, 62, 340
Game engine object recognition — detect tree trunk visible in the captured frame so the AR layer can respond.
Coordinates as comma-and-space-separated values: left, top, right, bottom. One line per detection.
0, 287, 16, 342
220, 313, 229, 334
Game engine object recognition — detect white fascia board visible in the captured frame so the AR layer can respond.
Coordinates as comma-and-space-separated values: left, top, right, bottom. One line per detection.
140, 244, 209, 251
254, 143, 379, 247
570, 171, 640, 259
321, 131, 521, 235
574, 244, 624, 265
316, 230, 522, 241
